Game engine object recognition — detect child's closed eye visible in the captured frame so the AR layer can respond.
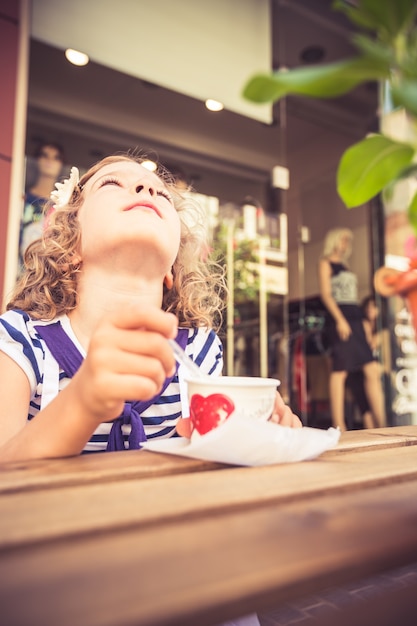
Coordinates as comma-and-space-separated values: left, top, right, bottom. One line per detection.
99, 177, 121, 187
157, 189, 173, 203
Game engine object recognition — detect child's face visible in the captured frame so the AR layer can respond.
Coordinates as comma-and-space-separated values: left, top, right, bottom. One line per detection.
78, 161, 181, 271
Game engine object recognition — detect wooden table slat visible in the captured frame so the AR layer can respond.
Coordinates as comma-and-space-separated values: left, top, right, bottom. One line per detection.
1, 425, 417, 494
0, 448, 226, 494
327, 425, 417, 452
1, 477, 417, 626
1, 426, 417, 626
1, 442, 417, 550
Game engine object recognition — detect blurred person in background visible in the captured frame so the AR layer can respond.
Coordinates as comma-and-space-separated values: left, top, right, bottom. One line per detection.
19, 142, 65, 267
319, 228, 385, 431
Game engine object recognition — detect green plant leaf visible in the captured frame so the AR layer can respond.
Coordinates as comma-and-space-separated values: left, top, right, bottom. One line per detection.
382, 163, 417, 204
408, 190, 417, 235
393, 163, 417, 181
351, 34, 394, 64
391, 80, 417, 117
332, 1, 381, 31
337, 135, 414, 207
364, 0, 417, 37
394, 0, 417, 32
334, 0, 417, 39
243, 57, 389, 104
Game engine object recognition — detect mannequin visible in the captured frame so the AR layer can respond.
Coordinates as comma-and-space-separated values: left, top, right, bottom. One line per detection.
318, 228, 385, 431
19, 142, 64, 266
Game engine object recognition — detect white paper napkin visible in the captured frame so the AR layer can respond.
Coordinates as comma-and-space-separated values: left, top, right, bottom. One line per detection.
141, 413, 341, 466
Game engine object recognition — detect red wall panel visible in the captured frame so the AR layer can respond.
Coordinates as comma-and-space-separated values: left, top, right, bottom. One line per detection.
0, 1, 19, 302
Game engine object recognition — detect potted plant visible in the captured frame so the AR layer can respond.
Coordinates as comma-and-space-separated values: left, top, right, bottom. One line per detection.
213, 222, 261, 322
243, 0, 417, 334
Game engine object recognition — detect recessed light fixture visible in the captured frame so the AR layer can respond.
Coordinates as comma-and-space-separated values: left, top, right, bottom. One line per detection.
300, 45, 325, 64
205, 99, 224, 112
141, 159, 157, 172
65, 48, 89, 66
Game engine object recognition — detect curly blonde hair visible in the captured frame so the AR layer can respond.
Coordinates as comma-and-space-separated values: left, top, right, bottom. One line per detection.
8, 154, 227, 330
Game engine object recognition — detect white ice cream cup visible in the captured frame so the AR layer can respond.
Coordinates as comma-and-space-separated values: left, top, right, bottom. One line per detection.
185, 375, 280, 439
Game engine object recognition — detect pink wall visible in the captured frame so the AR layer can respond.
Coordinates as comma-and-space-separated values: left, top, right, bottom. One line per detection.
0, 0, 20, 303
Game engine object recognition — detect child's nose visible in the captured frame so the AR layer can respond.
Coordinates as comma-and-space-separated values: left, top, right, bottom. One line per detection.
135, 184, 155, 196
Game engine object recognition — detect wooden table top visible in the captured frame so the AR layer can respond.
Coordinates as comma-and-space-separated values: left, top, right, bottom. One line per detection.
1, 425, 417, 626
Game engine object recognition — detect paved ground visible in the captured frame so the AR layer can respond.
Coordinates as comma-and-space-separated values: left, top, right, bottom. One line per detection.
258, 562, 417, 626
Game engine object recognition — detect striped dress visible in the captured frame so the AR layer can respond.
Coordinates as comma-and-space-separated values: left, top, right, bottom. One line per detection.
0, 309, 223, 452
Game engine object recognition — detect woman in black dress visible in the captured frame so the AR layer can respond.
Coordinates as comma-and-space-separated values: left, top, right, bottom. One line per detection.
318, 228, 385, 431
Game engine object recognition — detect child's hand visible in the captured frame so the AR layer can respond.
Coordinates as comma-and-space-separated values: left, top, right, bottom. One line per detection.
73, 306, 178, 425
269, 392, 302, 428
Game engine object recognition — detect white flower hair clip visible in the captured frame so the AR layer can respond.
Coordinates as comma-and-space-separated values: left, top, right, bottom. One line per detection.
50, 166, 80, 208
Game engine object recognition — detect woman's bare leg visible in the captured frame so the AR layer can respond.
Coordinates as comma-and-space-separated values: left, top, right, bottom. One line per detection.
362, 410, 375, 429
362, 361, 385, 428
329, 370, 348, 431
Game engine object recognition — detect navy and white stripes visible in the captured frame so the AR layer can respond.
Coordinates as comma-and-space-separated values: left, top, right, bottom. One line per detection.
0, 310, 223, 452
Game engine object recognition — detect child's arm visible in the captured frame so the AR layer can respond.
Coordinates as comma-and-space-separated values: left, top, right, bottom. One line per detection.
0, 352, 33, 449
0, 307, 177, 462
363, 318, 380, 353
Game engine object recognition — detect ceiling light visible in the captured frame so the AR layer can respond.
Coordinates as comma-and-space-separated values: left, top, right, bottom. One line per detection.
300, 46, 325, 64
205, 99, 224, 112
141, 159, 157, 172
65, 48, 89, 66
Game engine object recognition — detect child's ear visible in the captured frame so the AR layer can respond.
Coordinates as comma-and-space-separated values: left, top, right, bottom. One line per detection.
69, 253, 83, 269
71, 252, 82, 265
164, 270, 174, 290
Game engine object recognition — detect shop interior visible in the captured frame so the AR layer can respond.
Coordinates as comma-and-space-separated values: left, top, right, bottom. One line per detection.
10, 0, 411, 428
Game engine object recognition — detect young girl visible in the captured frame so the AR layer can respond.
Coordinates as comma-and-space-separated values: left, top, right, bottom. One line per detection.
346, 295, 388, 429
0, 154, 300, 463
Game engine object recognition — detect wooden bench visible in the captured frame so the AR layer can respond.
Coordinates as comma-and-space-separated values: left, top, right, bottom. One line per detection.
1, 425, 417, 626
